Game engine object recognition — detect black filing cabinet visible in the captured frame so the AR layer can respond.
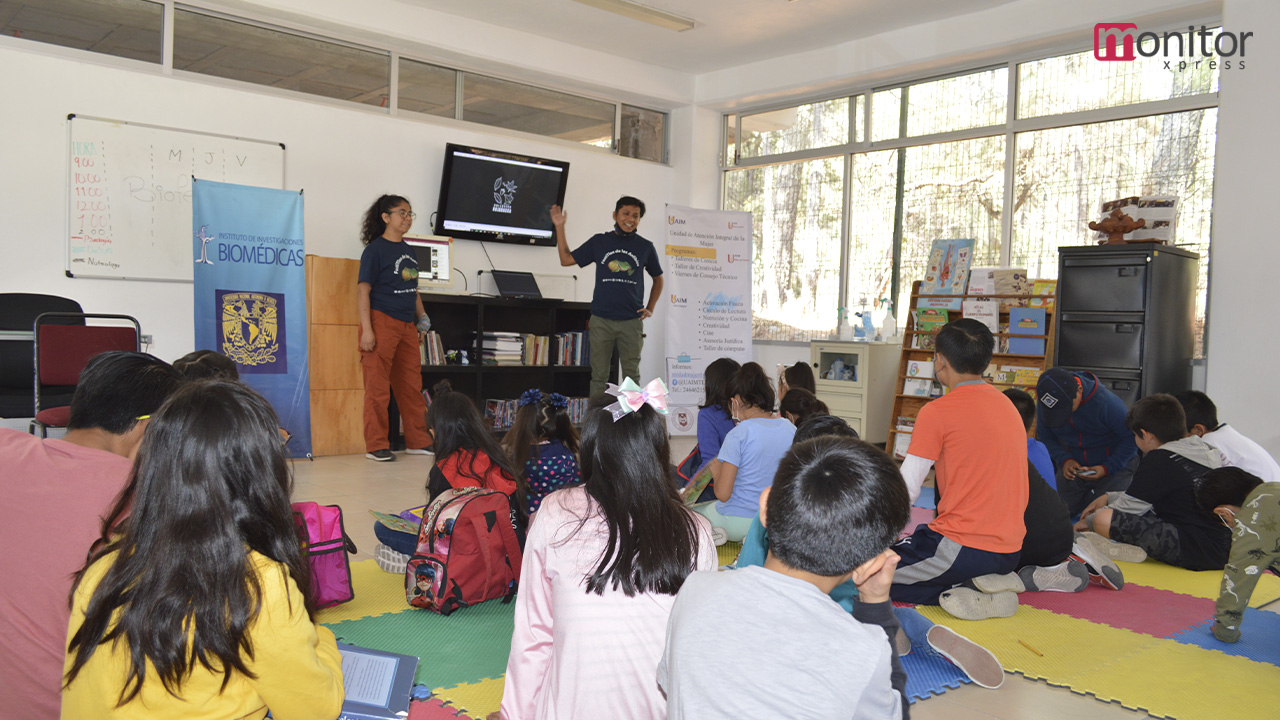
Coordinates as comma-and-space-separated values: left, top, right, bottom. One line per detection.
1054, 245, 1198, 406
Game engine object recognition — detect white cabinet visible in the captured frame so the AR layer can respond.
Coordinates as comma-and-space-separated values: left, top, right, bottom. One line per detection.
810, 341, 901, 444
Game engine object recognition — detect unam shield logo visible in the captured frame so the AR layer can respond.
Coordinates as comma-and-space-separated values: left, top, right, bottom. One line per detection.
218, 290, 287, 374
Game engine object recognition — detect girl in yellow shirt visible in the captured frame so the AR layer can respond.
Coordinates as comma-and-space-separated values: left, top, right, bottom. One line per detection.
62, 380, 344, 719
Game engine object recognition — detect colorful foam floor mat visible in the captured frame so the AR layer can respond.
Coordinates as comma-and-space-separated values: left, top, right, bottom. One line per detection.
915, 559, 1280, 720
320, 555, 1280, 719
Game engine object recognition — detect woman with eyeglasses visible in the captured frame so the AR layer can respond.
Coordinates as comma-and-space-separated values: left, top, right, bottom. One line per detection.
357, 194, 434, 462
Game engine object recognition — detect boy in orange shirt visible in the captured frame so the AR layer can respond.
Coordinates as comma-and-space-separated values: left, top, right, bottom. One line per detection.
892, 318, 1030, 619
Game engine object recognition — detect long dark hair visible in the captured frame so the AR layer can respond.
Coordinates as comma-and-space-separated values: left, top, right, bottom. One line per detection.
577, 394, 702, 597
782, 361, 816, 394
64, 381, 309, 705
779, 387, 828, 427
728, 362, 775, 412
360, 194, 409, 245
427, 381, 525, 508
503, 390, 579, 485
699, 357, 740, 411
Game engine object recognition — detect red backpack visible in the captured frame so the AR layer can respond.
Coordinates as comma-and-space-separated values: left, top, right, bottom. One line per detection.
405, 487, 523, 615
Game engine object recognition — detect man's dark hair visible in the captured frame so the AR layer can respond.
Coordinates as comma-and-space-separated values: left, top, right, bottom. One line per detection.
615, 196, 646, 217
1003, 388, 1036, 431
173, 349, 239, 381
935, 318, 994, 375
1125, 393, 1187, 445
1173, 390, 1219, 432
1195, 466, 1264, 516
793, 413, 858, 443
67, 351, 184, 434
766, 437, 909, 577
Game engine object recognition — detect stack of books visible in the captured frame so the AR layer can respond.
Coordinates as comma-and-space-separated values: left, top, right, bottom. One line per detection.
479, 332, 525, 366
555, 331, 589, 366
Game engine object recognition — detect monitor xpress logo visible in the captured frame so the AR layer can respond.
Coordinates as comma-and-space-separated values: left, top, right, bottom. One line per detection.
1094, 24, 1251, 69
492, 177, 518, 214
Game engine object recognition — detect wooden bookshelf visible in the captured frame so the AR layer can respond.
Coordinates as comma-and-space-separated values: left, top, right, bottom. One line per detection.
885, 280, 1058, 460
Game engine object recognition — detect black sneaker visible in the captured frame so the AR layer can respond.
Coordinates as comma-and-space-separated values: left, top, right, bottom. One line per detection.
366, 449, 395, 462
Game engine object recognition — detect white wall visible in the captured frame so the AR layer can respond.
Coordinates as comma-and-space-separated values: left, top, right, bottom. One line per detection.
0, 43, 675, 382
1205, 0, 1280, 455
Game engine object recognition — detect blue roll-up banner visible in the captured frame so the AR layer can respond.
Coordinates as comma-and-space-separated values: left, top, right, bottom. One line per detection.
193, 179, 312, 458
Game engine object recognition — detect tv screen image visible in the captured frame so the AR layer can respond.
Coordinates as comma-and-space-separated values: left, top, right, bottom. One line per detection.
435, 143, 570, 247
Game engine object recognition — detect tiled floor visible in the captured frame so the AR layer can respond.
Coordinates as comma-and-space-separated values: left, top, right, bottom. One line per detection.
291, 448, 1151, 720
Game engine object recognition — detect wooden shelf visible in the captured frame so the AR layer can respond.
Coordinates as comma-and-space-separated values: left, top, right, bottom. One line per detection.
887, 280, 1057, 459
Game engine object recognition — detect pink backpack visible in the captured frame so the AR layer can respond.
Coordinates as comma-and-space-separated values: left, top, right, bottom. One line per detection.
292, 502, 357, 608
406, 487, 523, 615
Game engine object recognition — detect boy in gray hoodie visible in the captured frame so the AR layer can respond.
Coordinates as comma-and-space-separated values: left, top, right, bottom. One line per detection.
1076, 394, 1232, 571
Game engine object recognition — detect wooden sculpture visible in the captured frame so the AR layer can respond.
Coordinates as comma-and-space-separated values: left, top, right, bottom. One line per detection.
1089, 208, 1146, 245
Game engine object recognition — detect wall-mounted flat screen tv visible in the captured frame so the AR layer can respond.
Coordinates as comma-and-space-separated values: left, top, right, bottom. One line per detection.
434, 143, 570, 247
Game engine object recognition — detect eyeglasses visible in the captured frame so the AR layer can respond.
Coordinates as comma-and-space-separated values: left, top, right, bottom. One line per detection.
389, 209, 416, 220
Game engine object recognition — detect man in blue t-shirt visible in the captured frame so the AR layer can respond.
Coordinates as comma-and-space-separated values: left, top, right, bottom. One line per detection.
553, 196, 664, 397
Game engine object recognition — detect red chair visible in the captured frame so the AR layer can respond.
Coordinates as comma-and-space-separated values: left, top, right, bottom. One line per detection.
30, 312, 141, 437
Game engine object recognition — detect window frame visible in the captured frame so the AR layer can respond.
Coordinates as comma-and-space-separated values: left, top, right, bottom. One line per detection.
722, 23, 1221, 346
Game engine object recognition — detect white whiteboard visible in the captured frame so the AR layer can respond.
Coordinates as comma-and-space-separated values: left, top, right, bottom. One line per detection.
67, 115, 285, 281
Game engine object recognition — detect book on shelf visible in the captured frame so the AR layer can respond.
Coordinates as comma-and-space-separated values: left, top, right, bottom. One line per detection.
961, 298, 1000, 333
969, 267, 1031, 309
1029, 279, 1058, 309
906, 359, 934, 379
336, 642, 418, 720
486, 396, 592, 430
893, 432, 912, 459
903, 378, 934, 397
554, 331, 589, 366
895, 415, 916, 432
420, 331, 445, 366
1008, 308, 1047, 355
918, 238, 975, 311
911, 308, 949, 350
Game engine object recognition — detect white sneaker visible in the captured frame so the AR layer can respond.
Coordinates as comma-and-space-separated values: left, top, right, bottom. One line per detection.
374, 543, 410, 574
710, 527, 728, 547
404, 448, 434, 456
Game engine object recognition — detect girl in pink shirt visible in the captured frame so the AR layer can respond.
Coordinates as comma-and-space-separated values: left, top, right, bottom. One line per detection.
498, 386, 717, 720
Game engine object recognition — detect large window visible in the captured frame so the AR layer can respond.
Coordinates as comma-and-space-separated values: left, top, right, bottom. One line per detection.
728, 38, 1220, 349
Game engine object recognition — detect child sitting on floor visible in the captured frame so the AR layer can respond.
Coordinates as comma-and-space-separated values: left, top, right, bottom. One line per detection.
737, 413, 1005, 690
658, 435, 911, 718
502, 388, 580, 516
1194, 467, 1280, 642
892, 319, 1028, 620
497, 383, 716, 719
694, 362, 795, 544
1077, 394, 1231, 571
1175, 390, 1280, 484
62, 381, 343, 718
372, 380, 526, 570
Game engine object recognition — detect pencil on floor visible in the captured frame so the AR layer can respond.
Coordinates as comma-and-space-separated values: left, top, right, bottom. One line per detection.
1018, 639, 1044, 657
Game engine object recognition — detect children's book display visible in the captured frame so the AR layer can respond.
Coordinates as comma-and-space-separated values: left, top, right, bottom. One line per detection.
888, 278, 1057, 460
